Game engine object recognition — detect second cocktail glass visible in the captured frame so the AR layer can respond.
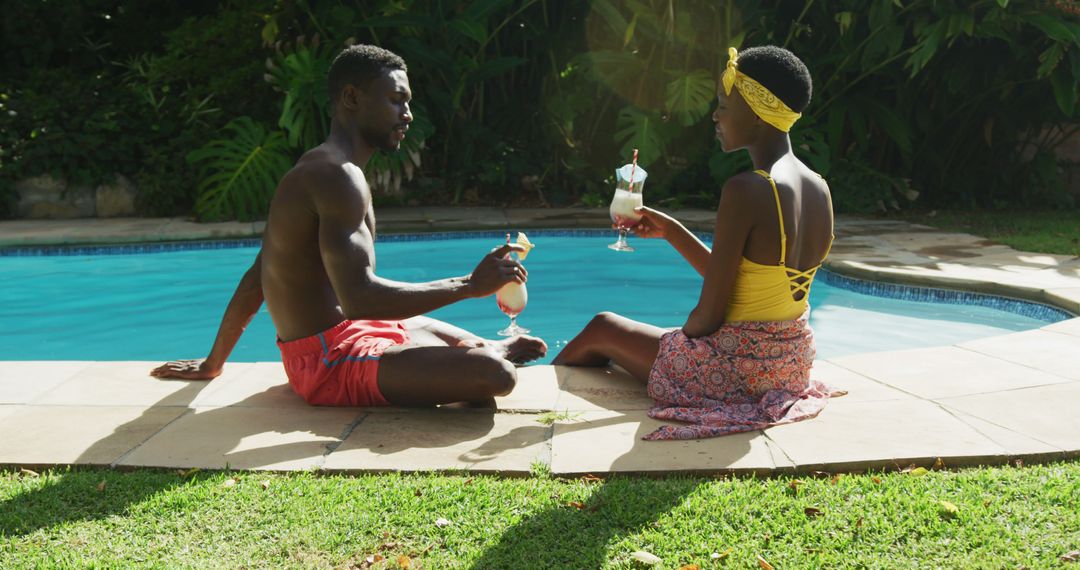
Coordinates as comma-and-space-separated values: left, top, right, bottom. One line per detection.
496, 233, 532, 336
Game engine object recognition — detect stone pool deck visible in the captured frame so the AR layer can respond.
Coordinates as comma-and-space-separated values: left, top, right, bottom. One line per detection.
1, 208, 1079, 476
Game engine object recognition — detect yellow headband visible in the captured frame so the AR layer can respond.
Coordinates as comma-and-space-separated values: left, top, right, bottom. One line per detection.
721, 47, 802, 133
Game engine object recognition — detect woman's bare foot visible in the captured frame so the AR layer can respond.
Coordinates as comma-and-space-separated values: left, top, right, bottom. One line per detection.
456, 335, 548, 364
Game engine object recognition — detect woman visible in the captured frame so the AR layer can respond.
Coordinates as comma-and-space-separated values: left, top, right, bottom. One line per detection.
553, 45, 835, 440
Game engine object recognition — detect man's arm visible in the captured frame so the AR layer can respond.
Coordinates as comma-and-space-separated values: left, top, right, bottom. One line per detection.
150, 253, 264, 380
314, 165, 524, 320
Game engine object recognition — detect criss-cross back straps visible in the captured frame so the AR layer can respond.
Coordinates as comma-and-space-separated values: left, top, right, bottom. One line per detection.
785, 265, 820, 296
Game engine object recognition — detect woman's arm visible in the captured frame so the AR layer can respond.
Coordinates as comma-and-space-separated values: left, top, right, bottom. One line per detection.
631, 207, 712, 276
681, 177, 756, 338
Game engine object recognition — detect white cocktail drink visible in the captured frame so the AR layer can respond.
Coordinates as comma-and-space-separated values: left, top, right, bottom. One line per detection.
496, 232, 533, 336
607, 162, 647, 252
497, 282, 527, 317
609, 189, 643, 229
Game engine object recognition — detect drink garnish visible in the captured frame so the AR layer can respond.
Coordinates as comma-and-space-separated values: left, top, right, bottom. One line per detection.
515, 232, 535, 260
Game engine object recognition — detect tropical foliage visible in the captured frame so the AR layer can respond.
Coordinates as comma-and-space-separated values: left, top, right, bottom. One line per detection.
1, 0, 1078, 219
188, 117, 293, 221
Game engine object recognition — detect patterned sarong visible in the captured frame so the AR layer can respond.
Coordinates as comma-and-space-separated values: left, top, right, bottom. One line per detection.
644, 310, 831, 440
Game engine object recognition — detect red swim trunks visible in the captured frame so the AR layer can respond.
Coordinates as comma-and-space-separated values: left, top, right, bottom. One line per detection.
277, 319, 410, 406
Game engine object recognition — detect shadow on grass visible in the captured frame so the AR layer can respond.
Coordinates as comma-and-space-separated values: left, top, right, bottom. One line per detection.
468, 365, 753, 568
0, 466, 183, 537
468, 475, 702, 568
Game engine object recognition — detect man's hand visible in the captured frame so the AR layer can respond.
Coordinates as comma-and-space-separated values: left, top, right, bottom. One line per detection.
629, 206, 681, 240
466, 243, 528, 297
150, 359, 222, 381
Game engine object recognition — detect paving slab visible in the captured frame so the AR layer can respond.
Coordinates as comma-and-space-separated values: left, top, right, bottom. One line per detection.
938, 382, 1080, 452
119, 406, 358, 471
809, 361, 914, 403
372, 208, 432, 232
191, 362, 306, 408
830, 346, 1072, 400
958, 329, 1080, 381
494, 365, 560, 411
552, 365, 655, 411
1043, 316, 1080, 336
420, 207, 509, 230
0, 405, 187, 466
946, 410, 1063, 458
323, 411, 550, 474
33, 361, 231, 406
962, 251, 1078, 269
550, 410, 785, 475
0, 361, 92, 404
764, 398, 1008, 471
1044, 288, 1080, 314
504, 207, 609, 229
155, 218, 260, 241
0, 218, 156, 246
0, 404, 22, 422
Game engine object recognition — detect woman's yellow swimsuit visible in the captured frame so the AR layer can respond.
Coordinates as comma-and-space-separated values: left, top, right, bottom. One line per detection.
724, 170, 833, 323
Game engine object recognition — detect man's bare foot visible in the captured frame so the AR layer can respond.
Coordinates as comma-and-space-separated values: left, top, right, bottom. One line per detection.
456, 335, 548, 364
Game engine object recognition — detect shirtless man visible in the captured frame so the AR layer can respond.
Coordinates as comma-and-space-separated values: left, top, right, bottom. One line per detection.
151, 45, 546, 407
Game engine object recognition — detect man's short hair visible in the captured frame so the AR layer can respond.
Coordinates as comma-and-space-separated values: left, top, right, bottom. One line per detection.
327, 44, 407, 103
736, 45, 812, 113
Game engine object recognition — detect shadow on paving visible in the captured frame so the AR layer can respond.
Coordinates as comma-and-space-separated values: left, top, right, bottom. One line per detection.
0, 375, 520, 537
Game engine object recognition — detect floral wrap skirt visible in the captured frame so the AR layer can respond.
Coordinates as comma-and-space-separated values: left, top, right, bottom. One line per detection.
644, 310, 832, 440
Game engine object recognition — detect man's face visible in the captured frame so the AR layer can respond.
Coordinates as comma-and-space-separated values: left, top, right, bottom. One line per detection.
358, 68, 413, 152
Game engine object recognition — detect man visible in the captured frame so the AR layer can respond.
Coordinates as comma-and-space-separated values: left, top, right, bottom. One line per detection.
151, 45, 547, 407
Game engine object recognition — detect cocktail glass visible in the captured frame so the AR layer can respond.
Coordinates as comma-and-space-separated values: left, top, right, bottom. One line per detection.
608, 163, 648, 252
496, 261, 529, 336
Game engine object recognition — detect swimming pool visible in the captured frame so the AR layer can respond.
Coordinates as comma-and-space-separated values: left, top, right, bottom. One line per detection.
1, 232, 1070, 364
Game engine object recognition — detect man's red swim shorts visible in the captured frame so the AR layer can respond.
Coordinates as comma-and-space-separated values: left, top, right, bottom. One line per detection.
277, 319, 410, 406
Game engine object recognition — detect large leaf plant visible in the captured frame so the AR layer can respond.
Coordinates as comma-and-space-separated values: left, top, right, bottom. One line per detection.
189, 34, 433, 220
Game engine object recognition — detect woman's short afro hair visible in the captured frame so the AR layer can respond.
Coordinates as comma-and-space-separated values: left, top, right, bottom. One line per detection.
327, 44, 407, 103
735, 45, 812, 113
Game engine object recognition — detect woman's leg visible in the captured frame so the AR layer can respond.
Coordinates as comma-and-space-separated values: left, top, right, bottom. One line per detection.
552, 312, 667, 382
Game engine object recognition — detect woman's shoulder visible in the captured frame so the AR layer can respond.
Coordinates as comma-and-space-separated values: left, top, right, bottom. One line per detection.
793, 160, 830, 193
722, 170, 774, 197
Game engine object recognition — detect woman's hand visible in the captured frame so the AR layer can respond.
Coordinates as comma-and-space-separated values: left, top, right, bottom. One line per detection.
629, 206, 681, 240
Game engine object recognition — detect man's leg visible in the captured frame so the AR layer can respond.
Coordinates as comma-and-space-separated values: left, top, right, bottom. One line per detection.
376, 344, 518, 406
375, 316, 547, 407
401, 316, 547, 363
552, 312, 666, 382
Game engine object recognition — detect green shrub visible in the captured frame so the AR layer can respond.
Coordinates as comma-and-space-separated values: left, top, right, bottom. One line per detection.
3, 0, 1078, 220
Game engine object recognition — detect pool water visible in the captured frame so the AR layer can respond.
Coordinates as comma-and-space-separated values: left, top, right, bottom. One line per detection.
0, 235, 1062, 364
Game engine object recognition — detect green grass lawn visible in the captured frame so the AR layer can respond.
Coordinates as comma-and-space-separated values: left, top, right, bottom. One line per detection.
3, 463, 1078, 568
895, 210, 1080, 257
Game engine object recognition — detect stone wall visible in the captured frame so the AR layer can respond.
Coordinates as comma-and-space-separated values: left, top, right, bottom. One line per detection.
14, 174, 137, 219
